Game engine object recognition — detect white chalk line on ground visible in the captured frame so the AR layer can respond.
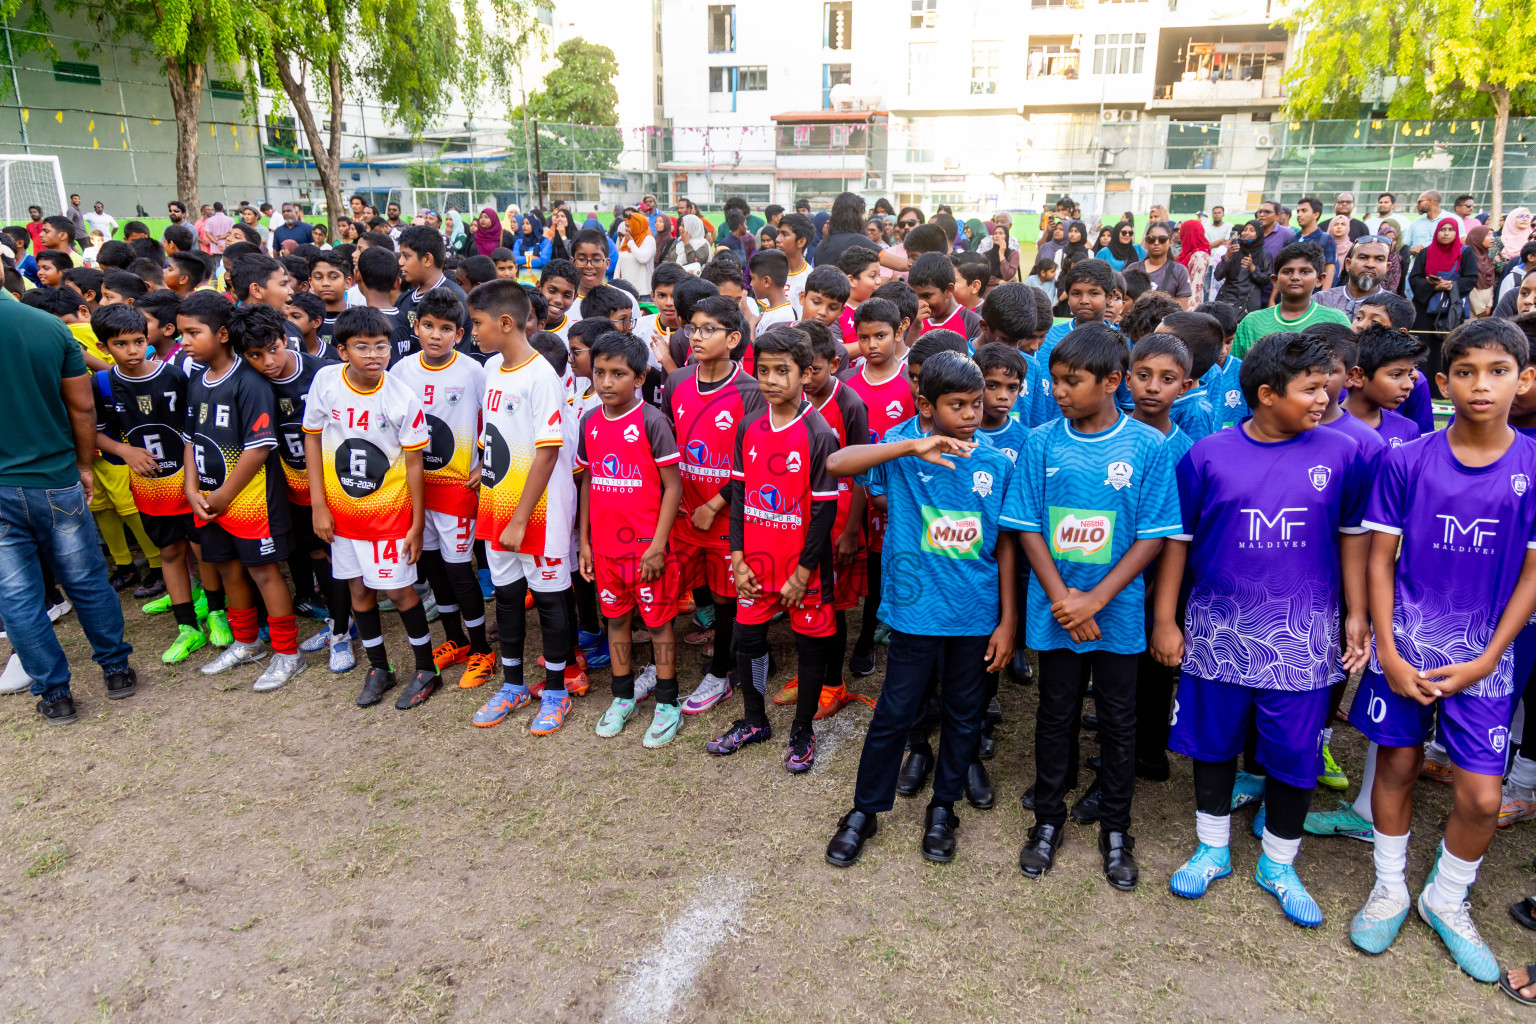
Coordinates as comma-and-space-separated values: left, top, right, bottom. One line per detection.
812, 704, 870, 766
607, 874, 752, 1024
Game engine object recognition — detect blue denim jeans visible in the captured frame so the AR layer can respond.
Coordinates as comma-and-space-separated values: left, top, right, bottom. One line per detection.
0, 483, 131, 702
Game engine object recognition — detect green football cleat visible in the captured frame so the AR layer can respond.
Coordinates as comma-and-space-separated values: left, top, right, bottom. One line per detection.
161, 623, 207, 664
141, 591, 174, 614
1318, 743, 1348, 790
205, 609, 234, 647
194, 589, 209, 621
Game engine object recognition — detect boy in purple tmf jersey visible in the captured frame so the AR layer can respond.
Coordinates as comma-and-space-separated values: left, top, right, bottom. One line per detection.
1346, 318, 1536, 985
1151, 331, 1373, 929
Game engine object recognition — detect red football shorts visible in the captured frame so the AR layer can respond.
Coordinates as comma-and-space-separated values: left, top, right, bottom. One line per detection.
672, 533, 734, 600
833, 552, 867, 611
737, 594, 836, 637
594, 551, 681, 629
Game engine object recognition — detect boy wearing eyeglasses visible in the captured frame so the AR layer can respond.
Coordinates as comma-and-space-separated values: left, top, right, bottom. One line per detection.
568, 228, 641, 324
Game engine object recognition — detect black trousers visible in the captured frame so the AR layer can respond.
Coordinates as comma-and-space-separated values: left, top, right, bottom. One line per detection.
853, 631, 990, 814
1136, 650, 1176, 766
1035, 648, 1138, 833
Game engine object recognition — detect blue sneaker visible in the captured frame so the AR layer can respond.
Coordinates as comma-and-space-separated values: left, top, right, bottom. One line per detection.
1170, 843, 1233, 899
477, 568, 495, 600
1252, 805, 1267, 840
473, 683, 530, 727
1417, 888, 1500, 983
1351, 884, 1411, 954
529, 691, 572, 735
1231, 771, 1266, 810
1304, 801, 1375, 842
583, 637, 611, 670
692, 603, 716, 630
1255, 853, 1324, 927
577, 628, 605, 652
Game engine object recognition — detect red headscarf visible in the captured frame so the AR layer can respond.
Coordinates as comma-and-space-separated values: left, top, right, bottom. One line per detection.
1176, 219, 1210, 267
473, 207, 503, 257
1423, 216, 1465, 277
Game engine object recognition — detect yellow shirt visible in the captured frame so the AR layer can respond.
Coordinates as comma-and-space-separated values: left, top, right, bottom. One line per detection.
69, 320, 113, 364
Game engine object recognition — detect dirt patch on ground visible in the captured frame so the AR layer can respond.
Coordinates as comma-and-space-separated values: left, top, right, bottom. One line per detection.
1, 600, 1533, 1023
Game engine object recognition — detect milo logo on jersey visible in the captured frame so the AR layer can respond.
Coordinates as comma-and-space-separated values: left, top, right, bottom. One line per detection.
920, 506, 985, 559
1048, 506, 1115, 564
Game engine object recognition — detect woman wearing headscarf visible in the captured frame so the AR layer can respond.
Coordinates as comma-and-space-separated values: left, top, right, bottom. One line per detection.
1409, 216, 1479, 349
1059, 220, 1091, 273
443, 208, 467, 256
1213, 221, 1274, 316
512, 212, 551, 280
1176, 217, 1212, 307
807, 211, 830, 263
964, 218, 986, 252
546, 207, 574, 263
1327, 214, 1354, 266
1463, 224, 1498, 316
616, 209, 657, 298
1497, 207, 1533, 275
1378, 219, 1406, 294
472, 208, 503, 257
1036, 221, 1067, 265
670, 214, 712, 271
1096, 221, 1145, 271
978, 212, 1015, 254
985, 222, 1019, 295
652, 214, 676, 266
1095, 225, 1115, 253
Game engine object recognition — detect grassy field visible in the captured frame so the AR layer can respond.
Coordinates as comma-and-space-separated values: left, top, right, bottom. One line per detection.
3, 598, 1535, 1024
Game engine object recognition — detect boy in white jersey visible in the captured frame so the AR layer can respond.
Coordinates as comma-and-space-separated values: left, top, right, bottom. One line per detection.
466, 280, 583, 736
303, 306, 437, 710
391, 288, 497, 690
750, 250, 796, 333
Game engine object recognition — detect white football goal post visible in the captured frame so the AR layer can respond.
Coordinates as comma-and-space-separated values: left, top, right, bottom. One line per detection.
0, 154, 67, 223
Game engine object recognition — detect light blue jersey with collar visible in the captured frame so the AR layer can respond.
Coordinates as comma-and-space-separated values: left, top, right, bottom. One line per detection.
1200, 356, 1247, 429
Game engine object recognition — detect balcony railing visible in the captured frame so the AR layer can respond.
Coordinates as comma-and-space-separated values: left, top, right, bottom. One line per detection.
1026, 53, 1081, 79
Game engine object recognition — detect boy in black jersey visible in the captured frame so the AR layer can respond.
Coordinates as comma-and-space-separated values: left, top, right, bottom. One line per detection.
180, 295, 305, 691
308, 250, 351, 347
238, 304, 356, 672
229, 255, 305, 352
355, 247, 418, 364
92, 304, 208, 664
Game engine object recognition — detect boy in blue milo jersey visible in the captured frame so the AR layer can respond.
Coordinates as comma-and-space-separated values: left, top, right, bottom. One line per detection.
1347, 320, 1536, 982
1007, 323, 1182, 891
974, 345, 1029, 463
1151, 331, 1372, 928
1159, 311, 1226, 442
1033, 259, 1114, 425
825, 352, 1017, 867
1127, 332, 1197, 783
1195, 301, 1247, 428
975, 283, 1048, 427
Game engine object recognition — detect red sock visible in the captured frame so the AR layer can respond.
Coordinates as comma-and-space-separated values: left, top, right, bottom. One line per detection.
267, 614, 298, 655
226, 605, 258, 644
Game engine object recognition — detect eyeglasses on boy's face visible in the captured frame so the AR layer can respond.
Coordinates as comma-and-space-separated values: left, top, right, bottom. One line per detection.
573, 254, 609, 267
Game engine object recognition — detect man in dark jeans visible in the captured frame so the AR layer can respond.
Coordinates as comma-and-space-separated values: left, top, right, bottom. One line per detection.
0, 297, 136, 724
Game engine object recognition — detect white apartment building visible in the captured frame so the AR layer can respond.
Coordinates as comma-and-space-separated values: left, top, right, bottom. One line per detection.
660, 0, 1292, 218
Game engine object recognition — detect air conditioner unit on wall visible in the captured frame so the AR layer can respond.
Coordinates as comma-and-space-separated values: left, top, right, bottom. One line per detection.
1102, 109, 1120, 123
1254, 132, 1276, 149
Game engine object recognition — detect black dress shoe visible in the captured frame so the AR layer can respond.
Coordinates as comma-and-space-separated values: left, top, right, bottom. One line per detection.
896, 748, 934, 797
1081, 712, 1100, 730
986, 696, 1003, 724
1087, 754, 1102, 771
826, 809, 878, 867
36, 695, 77, 725
1070, 779, 1103, 823
104, 665, 137, 700
1019, 822, 1064, 878
966, 761, 995, 809
1008, 649, 1033, 685
977, 724, 996, 761
1099, 830, 1139, 890
1136, 756, 1171, 782
1021, 782, 1035, 811
922, 804, 959, 862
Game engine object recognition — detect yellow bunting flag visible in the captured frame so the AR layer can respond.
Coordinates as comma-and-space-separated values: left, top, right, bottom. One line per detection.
54, 111, 62, 122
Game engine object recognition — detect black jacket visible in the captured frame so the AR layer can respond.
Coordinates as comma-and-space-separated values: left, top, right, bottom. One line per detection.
1213, 247, 1274, 316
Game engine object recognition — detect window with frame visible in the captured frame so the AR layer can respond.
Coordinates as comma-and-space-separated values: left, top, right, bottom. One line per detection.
710, 66, 767, 92
907, 42, 937, 94
1030, 0, 1083, 8
824, 1, 853, 49
1027, 38, 1079, 78
822, 63, 852, 109
910, 0, 938, 28
714, 183, 771, 206
902, 122, 935, 164
1092, 33, 1145, 75
708, 5, 735, 52
970, 41, 1001, 94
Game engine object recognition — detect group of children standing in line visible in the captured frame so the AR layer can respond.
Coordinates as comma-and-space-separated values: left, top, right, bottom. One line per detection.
18, 209, 1536, 997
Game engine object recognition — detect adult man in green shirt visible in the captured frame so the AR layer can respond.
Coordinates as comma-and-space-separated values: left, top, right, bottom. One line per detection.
1232, 240, 1352, 359
0, 298, 137, 723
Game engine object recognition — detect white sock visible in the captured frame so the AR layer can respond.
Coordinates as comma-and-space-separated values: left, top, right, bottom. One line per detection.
1353, 743, 1379, 821
1261, 829, 1302, 867
1196, 811, 1231, 849
1322, 726, 1334, 746
1425, 740, 1450, 765
1510, 754, 1536, 791
1428, 846, 1481, 909
1373, 830, 1410, 901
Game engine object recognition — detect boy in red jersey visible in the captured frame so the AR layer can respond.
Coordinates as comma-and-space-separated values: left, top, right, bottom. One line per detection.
185, 299, 304, 691
773, 319, 869, 717
303, 307, 437, 710
467, 280, 582, 736
707, 325, 841, 773
669, 294, 765, 714
911, 252, 982, 340
837, 246, 884, 356
841, 297, 914, 676
578, 332, 685, 747
801, 265, 850, 335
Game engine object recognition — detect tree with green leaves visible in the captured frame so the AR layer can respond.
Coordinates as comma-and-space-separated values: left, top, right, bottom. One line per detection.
513, 38, 619, 127
19, 0, 242, 208
242, 0, 543, 232
1279, 0, 1536, 221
